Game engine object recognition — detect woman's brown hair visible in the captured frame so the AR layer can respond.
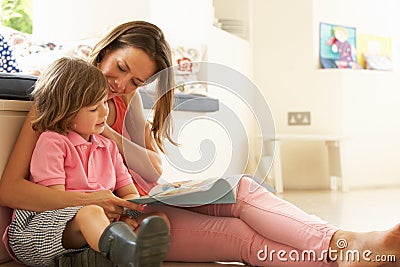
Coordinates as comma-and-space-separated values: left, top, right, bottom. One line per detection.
88, 21, 175, 152
31, 57, 108, 134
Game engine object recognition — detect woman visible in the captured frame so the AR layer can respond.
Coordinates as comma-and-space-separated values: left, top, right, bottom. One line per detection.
1, 21, 399, 267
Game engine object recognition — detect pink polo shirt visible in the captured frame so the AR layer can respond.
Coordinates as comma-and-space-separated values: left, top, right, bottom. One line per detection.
30, 131, 133, 192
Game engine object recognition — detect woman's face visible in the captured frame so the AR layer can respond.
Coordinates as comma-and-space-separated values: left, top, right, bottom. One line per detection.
99, 47, 157, 99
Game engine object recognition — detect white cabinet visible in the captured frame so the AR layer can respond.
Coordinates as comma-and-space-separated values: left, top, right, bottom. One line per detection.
323, 69, 400, 188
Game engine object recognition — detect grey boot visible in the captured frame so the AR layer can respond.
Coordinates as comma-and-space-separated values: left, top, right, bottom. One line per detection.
99, 221, 137, 267
134, 216, 171, 267
99, 216, 170, 267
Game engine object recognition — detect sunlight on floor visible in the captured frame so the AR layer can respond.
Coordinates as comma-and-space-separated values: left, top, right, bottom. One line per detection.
279, 187, 400, 232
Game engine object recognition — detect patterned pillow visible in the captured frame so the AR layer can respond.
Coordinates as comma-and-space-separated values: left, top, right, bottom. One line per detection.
171, 44, 207, 94
0, 26, 97, 74
0, 34, 21, 73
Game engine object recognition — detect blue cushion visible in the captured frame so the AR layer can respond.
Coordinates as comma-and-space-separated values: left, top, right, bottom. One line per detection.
139, 90, 219, 112
0, 72, 37, 100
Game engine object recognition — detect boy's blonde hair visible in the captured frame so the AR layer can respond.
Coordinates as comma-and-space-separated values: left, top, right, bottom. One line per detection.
31, 57, 108, 134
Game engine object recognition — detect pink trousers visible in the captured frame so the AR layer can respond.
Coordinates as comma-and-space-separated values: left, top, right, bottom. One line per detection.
145, 176, 338, 266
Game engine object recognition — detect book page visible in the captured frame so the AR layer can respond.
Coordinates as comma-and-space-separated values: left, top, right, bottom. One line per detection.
148, 177, 219, 197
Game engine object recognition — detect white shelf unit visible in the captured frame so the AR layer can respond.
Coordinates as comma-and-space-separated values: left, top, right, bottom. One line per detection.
212, 0, 251, 41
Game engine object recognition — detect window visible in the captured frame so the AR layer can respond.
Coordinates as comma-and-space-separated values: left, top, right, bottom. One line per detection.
1, 0, 32, 34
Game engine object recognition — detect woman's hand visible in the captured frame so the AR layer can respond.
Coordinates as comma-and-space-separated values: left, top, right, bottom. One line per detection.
101, 122, 162, 183
86, 190, 141, 222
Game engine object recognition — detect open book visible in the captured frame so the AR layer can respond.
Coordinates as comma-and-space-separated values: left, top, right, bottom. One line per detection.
129, 175, 244, 206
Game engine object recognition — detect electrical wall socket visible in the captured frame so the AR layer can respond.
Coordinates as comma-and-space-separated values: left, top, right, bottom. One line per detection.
288, 112, 311, 126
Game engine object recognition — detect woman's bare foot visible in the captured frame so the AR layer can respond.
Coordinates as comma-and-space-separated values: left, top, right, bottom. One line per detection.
330, 224, 400, 267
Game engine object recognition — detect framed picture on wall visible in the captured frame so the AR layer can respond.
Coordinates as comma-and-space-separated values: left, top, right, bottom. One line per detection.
357, 34, 393, 70
319, 22, 360, 69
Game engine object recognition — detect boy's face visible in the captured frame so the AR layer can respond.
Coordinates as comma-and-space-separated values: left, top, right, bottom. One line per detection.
71, 96, 109, 141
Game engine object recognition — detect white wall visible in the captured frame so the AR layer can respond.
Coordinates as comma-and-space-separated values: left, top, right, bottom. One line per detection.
253, 0, 400, 189
32, 0, 216, 44
32, 0, 150, 42
148, 0, 214, 44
